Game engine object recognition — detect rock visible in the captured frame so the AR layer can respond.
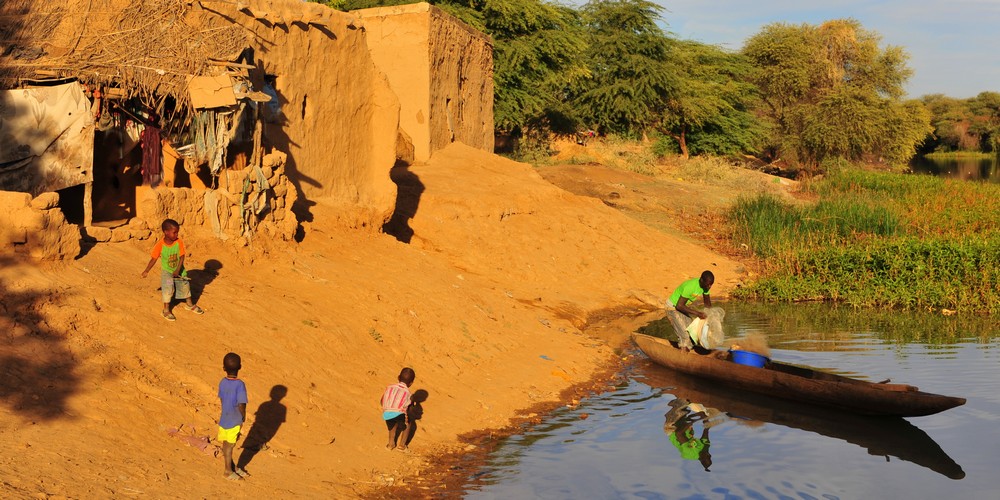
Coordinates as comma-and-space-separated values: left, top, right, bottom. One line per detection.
110, 227, 132, 243
86, 226, 113, 242
30, 192, 60, 210
0, 190, 31, 209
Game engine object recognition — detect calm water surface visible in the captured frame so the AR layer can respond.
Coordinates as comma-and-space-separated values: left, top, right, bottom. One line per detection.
909, 155, 999, 183
460, 303, 1000, 499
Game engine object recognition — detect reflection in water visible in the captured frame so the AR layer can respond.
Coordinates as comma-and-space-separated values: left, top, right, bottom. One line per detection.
724, 301, 998, 349
641, 367, 965, 480
662, 398, 725, 472
909, 155, 999, 183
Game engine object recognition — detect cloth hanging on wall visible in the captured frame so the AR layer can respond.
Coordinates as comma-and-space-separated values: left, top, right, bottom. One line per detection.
141, 125, 162, 186
0, 82, 95, 194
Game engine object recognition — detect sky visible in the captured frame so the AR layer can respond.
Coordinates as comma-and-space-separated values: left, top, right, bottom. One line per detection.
573, 0, 1000, 99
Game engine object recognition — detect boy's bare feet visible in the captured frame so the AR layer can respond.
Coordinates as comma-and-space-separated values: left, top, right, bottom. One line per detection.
235, 468, 250, 478
396, 446, 410, 453
225, 472, 243, 481
386, 443, 396, 450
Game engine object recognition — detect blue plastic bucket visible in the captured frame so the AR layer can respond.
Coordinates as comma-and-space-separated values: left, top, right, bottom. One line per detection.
731, 349, 769, 368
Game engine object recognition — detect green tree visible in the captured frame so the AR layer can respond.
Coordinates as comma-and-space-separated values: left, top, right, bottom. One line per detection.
969, 91, 1000, 152
575, 0, 675, 138
657, 39, 765, 158
469, 1, 588, 134
743, 19, 928, 167
919, 94, 976, 153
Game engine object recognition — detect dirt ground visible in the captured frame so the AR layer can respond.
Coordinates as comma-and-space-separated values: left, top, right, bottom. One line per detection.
0, 143, 791, 498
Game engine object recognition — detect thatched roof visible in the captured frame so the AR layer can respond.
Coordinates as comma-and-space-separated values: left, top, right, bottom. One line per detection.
1, 0, 251, 113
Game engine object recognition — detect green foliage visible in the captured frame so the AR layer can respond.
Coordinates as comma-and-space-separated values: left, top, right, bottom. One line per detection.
729, 192, 899, 258
742, 19, 928, 168
480, 0, 589, 133
919, 91, 1000, 154
735, 237, 1000, 313
575, 0, 675, 137
318, 0, 350, 9
650, 133, 678, 157
730, 170, 1000, 312
656, 39, 766, 158
919, 94, 978, 152
968, 91, 1000, 152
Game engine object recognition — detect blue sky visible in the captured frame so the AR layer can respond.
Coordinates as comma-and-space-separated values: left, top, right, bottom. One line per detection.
570, 1, 1000, 99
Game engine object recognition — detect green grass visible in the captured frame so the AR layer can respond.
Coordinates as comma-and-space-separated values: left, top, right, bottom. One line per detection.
729, 170, 1000, 313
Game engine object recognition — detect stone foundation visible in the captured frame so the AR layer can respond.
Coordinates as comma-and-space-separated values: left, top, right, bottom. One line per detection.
0, 191, 81, 260
1, 150, 299, 260
134, 150, 299, 245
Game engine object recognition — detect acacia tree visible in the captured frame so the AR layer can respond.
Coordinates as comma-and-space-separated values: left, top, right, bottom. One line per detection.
743, 19, 930, 167
466, 1, 588, 135
575, 0, 675, 138
657, 39, 765, 158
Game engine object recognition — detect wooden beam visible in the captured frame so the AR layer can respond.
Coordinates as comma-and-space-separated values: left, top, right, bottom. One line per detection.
206, 59, 256, 70
83, 181, 93, 227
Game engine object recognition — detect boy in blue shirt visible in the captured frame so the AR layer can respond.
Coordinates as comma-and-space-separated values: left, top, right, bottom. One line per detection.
218, 352, 248, 480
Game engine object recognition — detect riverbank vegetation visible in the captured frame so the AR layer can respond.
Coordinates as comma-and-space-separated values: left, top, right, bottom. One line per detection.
729, 170, 1000, 313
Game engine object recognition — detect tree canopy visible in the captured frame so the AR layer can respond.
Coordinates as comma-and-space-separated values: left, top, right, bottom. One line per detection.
574, 0, 674, 138
742, 19, 929, 166
656, 39, 765, 158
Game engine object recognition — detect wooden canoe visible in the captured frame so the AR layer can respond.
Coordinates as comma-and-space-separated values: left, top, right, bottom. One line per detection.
631, 333, 966, 417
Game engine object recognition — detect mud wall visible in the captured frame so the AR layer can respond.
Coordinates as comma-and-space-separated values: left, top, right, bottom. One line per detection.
427, 7, 494, 158
217, 0, 400, 229
355, 3, 494, 162
0, 191, 80, 260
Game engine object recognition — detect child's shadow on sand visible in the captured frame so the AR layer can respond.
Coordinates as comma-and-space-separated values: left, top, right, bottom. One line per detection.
403, 389, 429, 447
237, 384, 288, 473
186, 259, 222, 303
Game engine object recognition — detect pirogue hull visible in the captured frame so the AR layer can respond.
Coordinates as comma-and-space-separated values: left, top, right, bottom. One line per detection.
632, 333, 966, 417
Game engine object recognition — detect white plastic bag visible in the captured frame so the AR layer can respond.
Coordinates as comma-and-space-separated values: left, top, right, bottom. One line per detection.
694, 307, 726, 349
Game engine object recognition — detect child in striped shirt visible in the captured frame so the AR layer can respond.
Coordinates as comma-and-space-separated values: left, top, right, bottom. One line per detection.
380, 367, 415, 451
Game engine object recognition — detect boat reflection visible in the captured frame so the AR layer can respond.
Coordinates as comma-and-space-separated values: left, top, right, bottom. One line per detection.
638, 360, 965, 480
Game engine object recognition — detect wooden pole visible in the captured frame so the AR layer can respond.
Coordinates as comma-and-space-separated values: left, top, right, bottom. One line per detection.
83, 181, 93, 227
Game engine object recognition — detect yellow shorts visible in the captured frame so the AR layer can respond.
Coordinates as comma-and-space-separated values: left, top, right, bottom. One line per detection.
218, 425, 242, 444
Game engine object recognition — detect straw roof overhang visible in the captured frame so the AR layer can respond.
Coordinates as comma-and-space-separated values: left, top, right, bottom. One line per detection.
1, 0, 252, 116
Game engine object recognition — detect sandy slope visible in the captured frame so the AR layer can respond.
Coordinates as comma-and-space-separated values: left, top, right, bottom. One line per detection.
0, 144, 746, 498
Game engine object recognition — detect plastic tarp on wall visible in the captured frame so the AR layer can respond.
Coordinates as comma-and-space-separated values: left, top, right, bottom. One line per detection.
0, 81, 94, 195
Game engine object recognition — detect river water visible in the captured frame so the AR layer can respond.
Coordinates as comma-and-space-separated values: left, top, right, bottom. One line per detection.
459, 302, 1000, 499
909, 155, 999, 183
